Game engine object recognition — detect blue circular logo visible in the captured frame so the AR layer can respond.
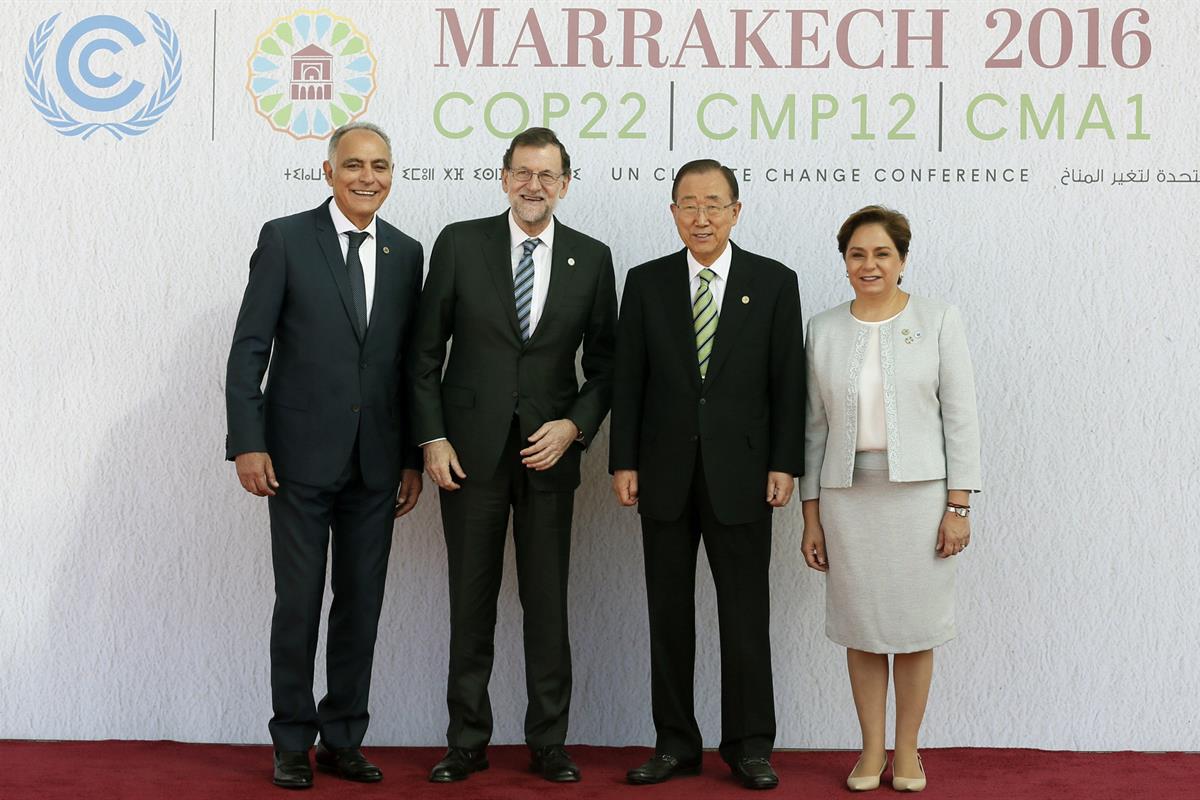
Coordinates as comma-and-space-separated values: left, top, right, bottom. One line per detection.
24, 12, 182, 140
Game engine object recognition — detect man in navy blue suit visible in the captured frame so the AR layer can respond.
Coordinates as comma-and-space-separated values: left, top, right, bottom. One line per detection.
225, 122, 424, 789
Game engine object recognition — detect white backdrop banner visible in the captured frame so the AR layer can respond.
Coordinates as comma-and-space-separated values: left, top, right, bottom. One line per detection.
2, 0, 1197, 750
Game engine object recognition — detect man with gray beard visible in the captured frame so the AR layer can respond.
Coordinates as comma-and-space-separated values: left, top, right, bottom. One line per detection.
409, 127, 617, 784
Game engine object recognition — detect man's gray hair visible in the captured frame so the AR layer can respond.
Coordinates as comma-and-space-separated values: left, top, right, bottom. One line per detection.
327, 121, 392, 162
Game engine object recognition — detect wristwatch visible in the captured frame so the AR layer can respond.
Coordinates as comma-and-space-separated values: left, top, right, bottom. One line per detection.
945, 505, 970, 518
568, 419, 585, 445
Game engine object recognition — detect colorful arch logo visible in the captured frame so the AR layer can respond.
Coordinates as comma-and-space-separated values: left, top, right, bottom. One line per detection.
246, 9, 376, 140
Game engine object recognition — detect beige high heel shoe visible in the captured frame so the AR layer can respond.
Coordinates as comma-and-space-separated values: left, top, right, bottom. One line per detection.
891, 752, 927, 792
845, 755, 887, 791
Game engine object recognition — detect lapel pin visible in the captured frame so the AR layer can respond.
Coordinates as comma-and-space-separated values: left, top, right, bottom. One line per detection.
741, 295, 750, 304
383, 246, 390, 254
567, 257, 575, 266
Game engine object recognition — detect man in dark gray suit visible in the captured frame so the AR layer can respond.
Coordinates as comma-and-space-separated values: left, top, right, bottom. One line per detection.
225, 122, 424, 789
409, 128, 617, 784
610, 160, 805, 790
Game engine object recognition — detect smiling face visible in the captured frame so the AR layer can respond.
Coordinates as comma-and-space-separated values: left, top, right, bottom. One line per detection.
844, 222, 906, 299
671, 169, 741, 266
502, 144, 570, 236
323, 128, 393, 229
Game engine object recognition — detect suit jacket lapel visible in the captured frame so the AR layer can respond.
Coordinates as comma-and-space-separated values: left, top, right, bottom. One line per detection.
364, 225, 393, 340
314, 200, 364, 344
704, 242, 755, 387
663, 249, 702, 392
527, 218, 571, 347
482, 211, 523, 342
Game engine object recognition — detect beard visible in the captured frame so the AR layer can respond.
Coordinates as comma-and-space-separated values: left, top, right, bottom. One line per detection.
513, 197, 553, 226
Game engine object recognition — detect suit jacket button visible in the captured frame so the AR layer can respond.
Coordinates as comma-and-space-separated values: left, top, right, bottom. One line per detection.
512, 391, 519, 399
351, 404, 360, 413
359, 361, 367, 369
699, 398, 706, 406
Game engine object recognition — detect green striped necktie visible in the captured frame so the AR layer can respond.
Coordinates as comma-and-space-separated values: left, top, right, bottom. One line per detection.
693, 268, 718, 379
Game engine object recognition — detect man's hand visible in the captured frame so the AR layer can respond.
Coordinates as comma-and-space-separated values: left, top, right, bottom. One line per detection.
423, 440, 466, 491
766, 471, 795, 507
394, 468, 423, 517
520, 419, 579, 471
612, 469, 639, 506
235, 452, 278, 497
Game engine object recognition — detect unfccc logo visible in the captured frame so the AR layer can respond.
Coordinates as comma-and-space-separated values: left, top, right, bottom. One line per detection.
24, 12, 182, 140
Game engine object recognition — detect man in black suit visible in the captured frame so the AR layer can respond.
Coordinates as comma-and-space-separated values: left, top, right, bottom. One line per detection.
409, 128, 616, 783
225, 122, 424, 789
610, 160, 805, 790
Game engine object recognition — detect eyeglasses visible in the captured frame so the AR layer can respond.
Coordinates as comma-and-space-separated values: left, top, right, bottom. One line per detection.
507, 168, 566, 188
673, 201, 737, 220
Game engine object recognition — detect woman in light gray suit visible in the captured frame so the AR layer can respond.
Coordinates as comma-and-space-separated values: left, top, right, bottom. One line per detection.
800, 207, 980, 793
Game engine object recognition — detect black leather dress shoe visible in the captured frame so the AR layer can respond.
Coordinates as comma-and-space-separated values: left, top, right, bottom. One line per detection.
731, 757, 779, 790
626, 753, 702, 785
530, 745, 581, 782
315, 743, 383, 782
273, 750, 313, 790
429, 747, 488, 783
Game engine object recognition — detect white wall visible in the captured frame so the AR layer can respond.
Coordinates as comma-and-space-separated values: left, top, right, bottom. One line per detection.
2, 1, 1197, 750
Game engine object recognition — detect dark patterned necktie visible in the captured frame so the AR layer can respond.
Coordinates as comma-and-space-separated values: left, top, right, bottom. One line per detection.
346, 231, 369, 337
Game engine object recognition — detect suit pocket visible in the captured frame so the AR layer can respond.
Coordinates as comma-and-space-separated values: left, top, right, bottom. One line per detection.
746, 428, 769, 450
544, 303, 590, 332
442, 384, 475, 409
267, 397, 308, 412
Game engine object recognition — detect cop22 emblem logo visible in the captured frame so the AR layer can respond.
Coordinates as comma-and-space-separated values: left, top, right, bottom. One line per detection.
23, 12, 182, 140
247, 9, 377, 140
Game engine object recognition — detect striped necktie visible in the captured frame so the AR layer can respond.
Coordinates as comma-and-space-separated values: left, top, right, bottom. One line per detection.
693, 268, 718, 379
514, 237, 540, 341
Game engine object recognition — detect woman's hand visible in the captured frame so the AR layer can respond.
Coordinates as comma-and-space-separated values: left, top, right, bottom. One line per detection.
936, 513, 971, 558
801, 523, 829, 572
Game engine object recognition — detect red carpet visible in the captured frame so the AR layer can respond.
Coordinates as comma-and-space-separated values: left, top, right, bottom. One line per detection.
0, 741, 1196, 799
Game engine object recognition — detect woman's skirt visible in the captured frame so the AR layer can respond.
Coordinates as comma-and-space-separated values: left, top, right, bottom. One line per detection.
820, 451, 956, 653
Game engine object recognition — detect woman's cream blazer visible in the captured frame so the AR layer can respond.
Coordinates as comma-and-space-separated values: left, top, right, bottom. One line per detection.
800, 295, 981, 500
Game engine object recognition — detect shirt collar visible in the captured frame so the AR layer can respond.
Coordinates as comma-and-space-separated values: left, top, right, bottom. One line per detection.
327, 198, 377, 239
686, 241, 732, 283
508, 209, 555, 252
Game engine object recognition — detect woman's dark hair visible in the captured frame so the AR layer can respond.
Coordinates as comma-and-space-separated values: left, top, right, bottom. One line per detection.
837, 205, 911, 260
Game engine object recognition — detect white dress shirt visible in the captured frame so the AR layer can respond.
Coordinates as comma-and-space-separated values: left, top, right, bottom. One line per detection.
508, 210, 554, 336
686, 242, 731, 313
327, 199, 378, 318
